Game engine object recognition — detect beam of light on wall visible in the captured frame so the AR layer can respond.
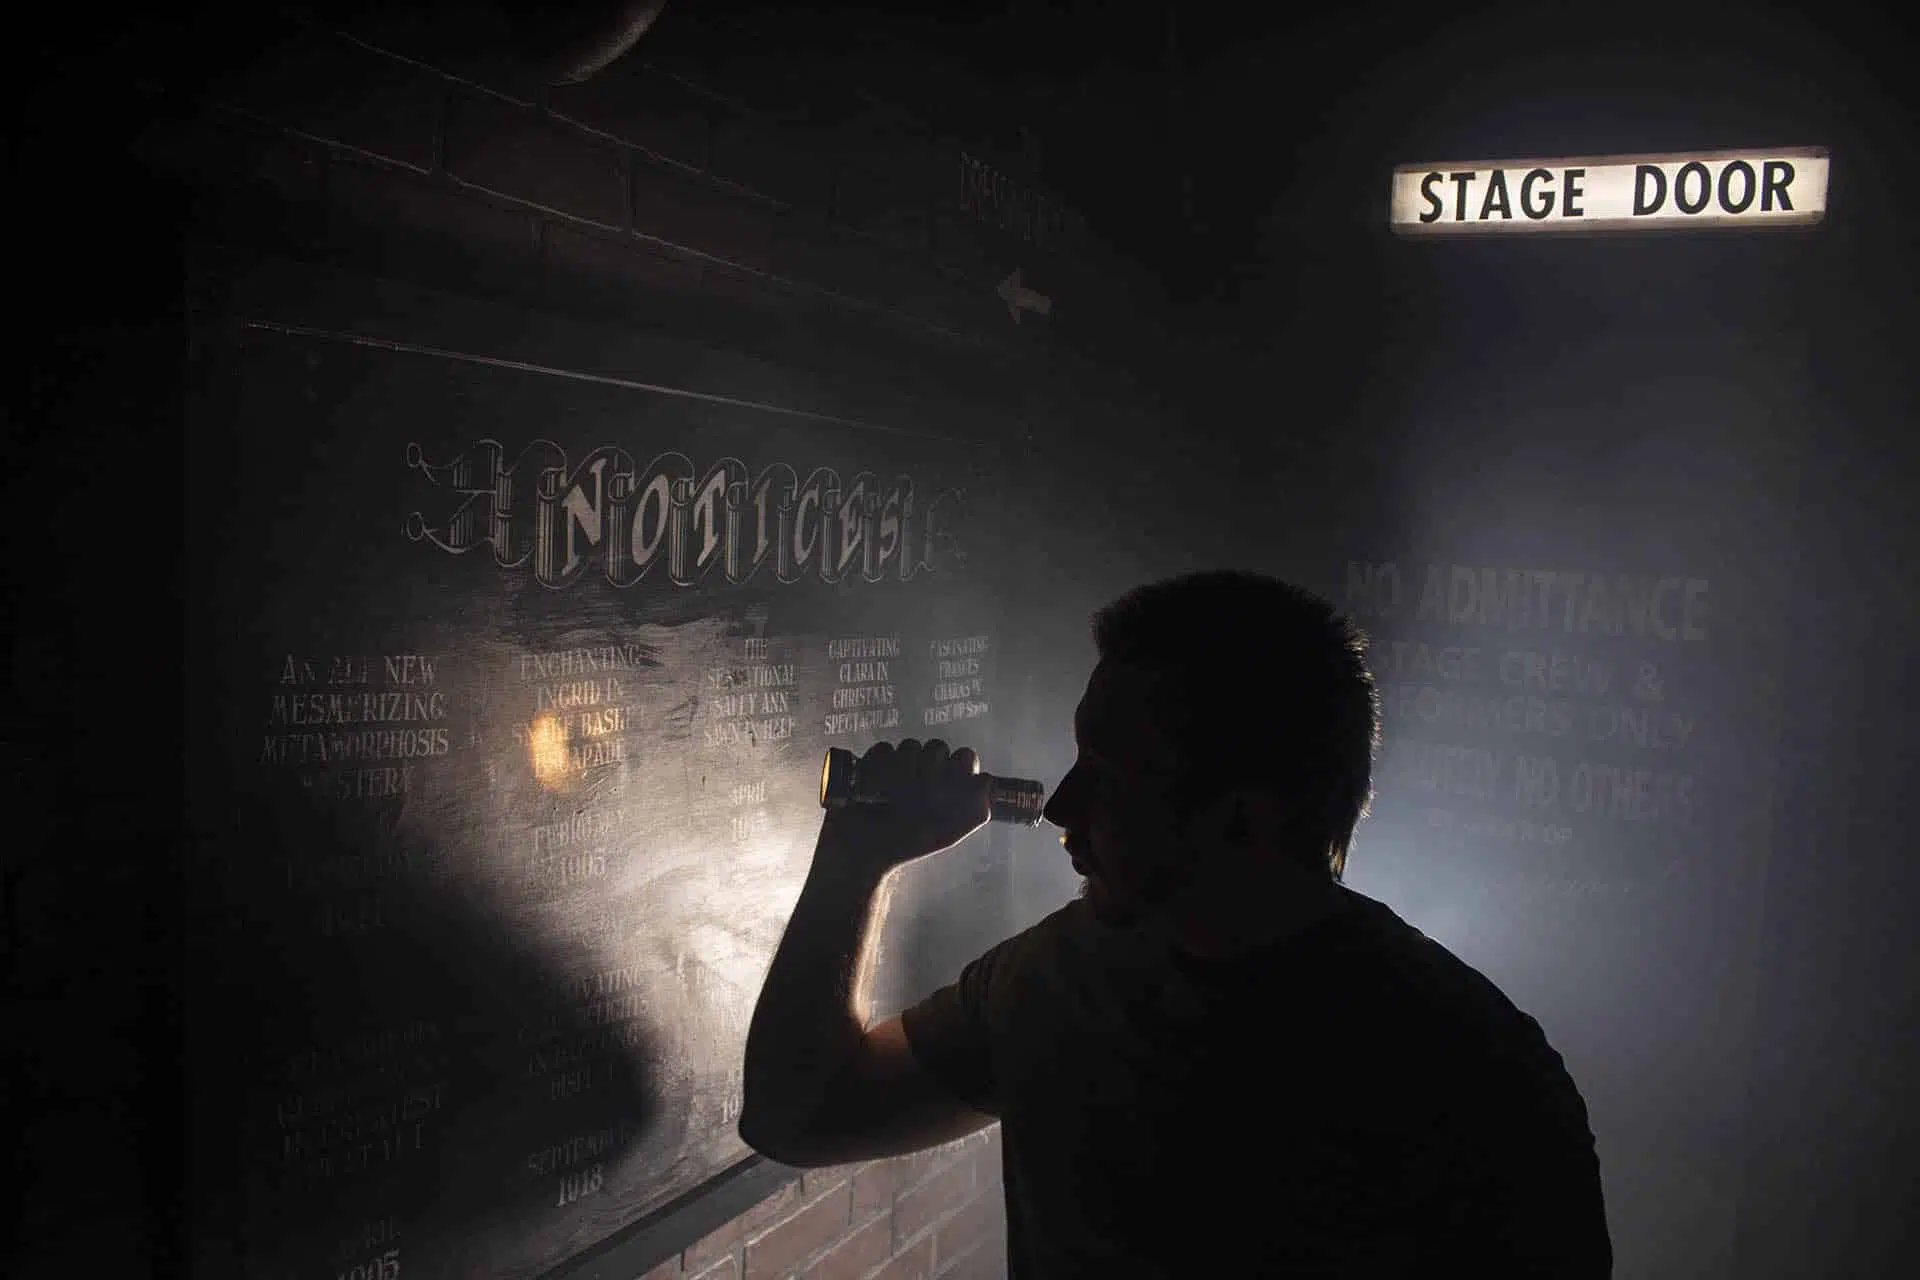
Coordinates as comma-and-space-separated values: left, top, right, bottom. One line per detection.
1389, 147, 1828, 235
528, 711, 572, 789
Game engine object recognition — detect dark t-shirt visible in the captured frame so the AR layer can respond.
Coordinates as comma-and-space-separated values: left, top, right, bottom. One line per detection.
900, 889, 1612, 1278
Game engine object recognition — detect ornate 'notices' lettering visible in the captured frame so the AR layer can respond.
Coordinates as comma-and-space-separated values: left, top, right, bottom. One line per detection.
405, 441, 961, 589
923, 635, 991, 727
262, 652, 468, 803
824, 635, 901, 737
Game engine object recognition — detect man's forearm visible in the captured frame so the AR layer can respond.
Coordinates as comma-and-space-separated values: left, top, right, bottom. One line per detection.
739, 832, 895, 1147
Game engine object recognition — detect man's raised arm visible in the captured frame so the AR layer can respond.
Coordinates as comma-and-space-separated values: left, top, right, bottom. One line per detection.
738, 740, 996, 1167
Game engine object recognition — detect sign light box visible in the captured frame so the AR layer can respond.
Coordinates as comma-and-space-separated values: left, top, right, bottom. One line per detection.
1389, 147, 1827, 235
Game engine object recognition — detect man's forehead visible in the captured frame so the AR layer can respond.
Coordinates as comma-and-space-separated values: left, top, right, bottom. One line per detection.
1076, 662, 1188, 745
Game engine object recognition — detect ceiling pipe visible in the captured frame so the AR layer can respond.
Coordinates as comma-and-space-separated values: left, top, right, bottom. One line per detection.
505, 0, 670, 84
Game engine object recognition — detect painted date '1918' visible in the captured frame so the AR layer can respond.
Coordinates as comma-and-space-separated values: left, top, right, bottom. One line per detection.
558, 1163, 605, 1208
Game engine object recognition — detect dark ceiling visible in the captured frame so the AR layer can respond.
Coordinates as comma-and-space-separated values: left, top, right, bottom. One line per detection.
666, 2, 1912, 305
20, 0, 1914, 322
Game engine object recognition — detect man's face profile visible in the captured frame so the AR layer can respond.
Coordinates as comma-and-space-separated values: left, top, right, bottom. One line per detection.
1043, 663, 1198, 926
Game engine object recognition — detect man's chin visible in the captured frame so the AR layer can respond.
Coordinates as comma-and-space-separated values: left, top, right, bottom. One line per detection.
1078, 876, 1141, 927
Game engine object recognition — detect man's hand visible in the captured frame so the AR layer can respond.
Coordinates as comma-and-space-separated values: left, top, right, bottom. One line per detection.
820, 739, 992, 876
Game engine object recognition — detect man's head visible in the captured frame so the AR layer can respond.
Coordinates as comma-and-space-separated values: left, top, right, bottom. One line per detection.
1041, 571, 1380, 926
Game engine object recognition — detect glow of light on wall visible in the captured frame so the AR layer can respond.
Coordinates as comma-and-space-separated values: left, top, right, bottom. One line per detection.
528, 712, 572, 789
1389, 147, 1828, 235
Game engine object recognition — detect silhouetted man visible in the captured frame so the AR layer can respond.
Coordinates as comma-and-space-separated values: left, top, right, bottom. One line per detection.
741, 571, 1612, 1277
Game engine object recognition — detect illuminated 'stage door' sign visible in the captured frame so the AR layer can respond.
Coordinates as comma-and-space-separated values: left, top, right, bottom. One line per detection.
1389, 148, 1827, 235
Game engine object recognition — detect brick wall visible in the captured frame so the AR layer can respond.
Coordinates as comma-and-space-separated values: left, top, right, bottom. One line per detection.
130, 7, 1152, 382
643, 1131, 1008, 1280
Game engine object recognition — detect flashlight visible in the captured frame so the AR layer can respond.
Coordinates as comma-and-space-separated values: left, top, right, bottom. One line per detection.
818, 747, 1046, 827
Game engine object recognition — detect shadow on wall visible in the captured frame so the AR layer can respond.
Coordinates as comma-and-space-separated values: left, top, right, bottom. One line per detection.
185, 768, 661, 1278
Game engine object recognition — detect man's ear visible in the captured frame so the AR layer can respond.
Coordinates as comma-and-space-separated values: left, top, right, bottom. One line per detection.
1182, 790, 1241, 851
1232, 789, 1288, 846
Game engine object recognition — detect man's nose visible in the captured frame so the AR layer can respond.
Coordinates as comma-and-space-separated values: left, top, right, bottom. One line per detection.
1041, 766, 1080, 829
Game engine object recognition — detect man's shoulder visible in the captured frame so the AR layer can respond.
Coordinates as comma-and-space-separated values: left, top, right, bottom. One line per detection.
1332, 896, 1548, 1046
951, 898, 1124, 1022
980, 899, 1096, 971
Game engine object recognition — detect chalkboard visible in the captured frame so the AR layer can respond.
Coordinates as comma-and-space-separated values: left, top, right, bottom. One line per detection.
182, 252, 1016, 1279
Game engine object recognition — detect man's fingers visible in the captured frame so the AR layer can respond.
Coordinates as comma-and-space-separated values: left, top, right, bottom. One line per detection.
919, 739, 951, 783
859, 740, 898, 792
858, 738, 983, 797
891, 738, 922, 790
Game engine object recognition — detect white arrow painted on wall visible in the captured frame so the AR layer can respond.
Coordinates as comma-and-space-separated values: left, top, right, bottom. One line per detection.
996, 269, 1052, 324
